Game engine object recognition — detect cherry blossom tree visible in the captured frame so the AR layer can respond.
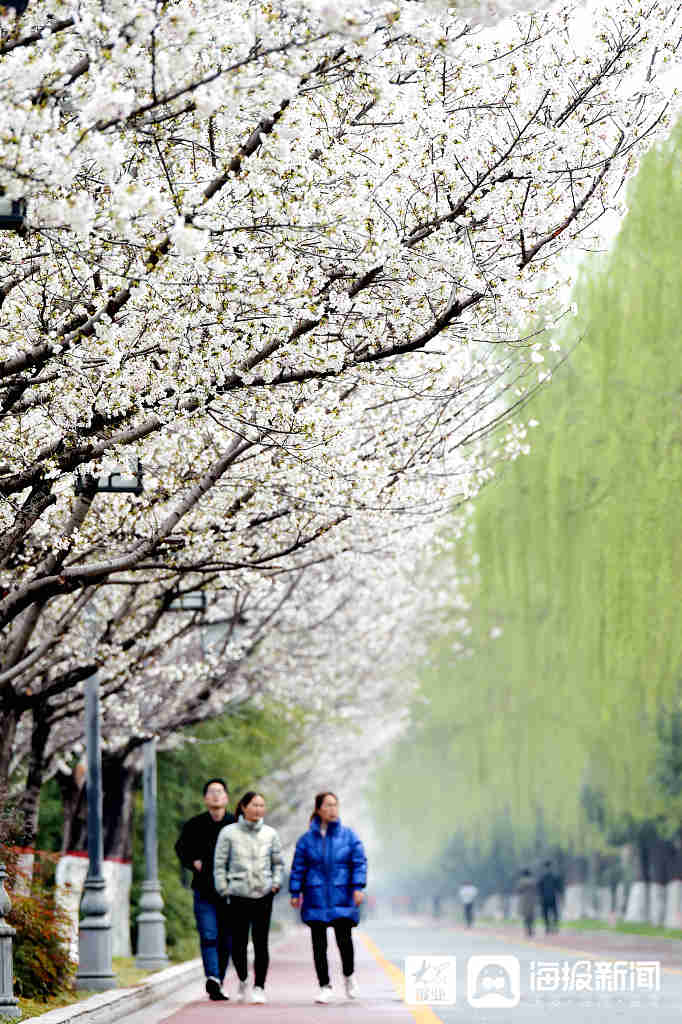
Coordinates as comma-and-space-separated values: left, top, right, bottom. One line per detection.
1, 0, 680, 817
9, 545, 427, 860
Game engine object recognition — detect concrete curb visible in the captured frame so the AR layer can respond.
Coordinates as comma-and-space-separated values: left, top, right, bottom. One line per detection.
20, 958, 203, 1024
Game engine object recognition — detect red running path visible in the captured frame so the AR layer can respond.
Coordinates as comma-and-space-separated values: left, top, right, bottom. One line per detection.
159, 925, 426, 1023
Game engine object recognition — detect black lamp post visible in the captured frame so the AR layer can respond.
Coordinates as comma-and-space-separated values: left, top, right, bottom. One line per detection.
0, 864, 20, 1019
134, 739, 169, 970
75, 459, 143, 497
165, 593, 250, 656
75, 657, 116, 991
202, 614, 249, 654
75, 464, 144, 990
166, 591, 207, 613
0, 198, 26, 232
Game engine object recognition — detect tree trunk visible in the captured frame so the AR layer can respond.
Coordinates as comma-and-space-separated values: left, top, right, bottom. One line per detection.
102, 754, 137, 861
643, 829, 675, 926
623, 826, 654, 923
0, 707, 18, 814
564, 853, 589, 884
562, 853, 588, 920
10, 709, 52, 891
16, 709, 51, 847
670, 830, 682, 880
59, 753, 138, 859
663, 829, 682, 927
57, 762, 87, 853
56, 753, 138, 958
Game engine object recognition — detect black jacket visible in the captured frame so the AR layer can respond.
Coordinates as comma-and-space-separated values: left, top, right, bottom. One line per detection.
175, 810, 236, 899
537, 870, 562, 904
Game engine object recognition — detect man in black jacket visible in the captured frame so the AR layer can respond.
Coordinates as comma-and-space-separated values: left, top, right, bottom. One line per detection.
537, 860, 563, 934
175, 778, 235, 1000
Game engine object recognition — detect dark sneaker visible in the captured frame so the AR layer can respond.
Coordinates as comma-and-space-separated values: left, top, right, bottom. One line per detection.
206, 977, 229, 1001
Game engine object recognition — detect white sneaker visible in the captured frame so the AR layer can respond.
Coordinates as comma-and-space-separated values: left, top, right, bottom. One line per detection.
315, 985, 334, 1003
251, 986, 267, 1004
236, 980, 250, 1002
344, 975, 359, 999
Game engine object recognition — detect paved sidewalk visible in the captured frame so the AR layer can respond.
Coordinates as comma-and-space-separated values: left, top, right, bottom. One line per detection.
441, 919, 682, 972
159, 925, 419, 1023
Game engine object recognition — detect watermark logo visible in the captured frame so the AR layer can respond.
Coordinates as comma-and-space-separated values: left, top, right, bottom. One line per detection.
404, 956, 457, 1005
404, 954, 661, 1009
467, 955, 521, 1008
530, 960, 660, 994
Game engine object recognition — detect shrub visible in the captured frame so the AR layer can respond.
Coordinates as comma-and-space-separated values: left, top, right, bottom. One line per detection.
3, 848, 75, 1001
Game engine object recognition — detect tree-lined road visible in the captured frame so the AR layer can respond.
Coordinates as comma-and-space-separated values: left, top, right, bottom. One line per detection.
154, 919, 682, 1023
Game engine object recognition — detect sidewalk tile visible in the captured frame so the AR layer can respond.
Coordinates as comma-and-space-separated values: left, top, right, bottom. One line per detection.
160, 926, 415, 1023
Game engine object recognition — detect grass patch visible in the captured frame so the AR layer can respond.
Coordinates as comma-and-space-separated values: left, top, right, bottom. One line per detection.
8, 991, 93, 1024
11, 988, 94, 1022
478, 916, 682, 941
11, 955, 163, 1021
168, 934, 199, 963
112, 956, 160, 988
567, 918, 682, 940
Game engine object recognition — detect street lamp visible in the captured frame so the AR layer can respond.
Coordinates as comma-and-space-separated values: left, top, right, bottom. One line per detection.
202, 614, 249, 655
166, 592, 249, 656
0, 863, 20, 1019
75, 465, 144, 990
134, 739, 168, 970
0, 198, 26, 233
75, 459, 144, 497
166, 591, 207, 613
75, 659, 116, 991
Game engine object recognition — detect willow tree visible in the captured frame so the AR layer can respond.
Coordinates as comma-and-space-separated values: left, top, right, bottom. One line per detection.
372, 121, 682, 873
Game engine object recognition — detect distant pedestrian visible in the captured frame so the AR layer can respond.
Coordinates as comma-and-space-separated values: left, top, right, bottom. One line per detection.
289, 792, 367, 1004
538, 860, 562, 933
174, 778, 235, 1001
214, 791, 283, 1005
517, 868, 537, 936
459, 882, 478, 927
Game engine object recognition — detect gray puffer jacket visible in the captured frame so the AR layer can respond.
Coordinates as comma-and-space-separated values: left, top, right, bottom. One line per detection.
214, 816, 284, 899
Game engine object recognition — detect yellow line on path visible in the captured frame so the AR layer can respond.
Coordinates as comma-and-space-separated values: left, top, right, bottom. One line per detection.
357, 930, 443, 1024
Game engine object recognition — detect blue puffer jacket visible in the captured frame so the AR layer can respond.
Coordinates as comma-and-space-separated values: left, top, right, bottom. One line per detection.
289, 817, 367, 925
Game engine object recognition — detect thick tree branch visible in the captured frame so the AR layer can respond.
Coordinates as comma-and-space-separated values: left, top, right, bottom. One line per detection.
0, 434, 257, 627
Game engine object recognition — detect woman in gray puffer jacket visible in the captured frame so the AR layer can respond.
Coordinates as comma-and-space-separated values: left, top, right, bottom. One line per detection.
213, 791, 283, 1004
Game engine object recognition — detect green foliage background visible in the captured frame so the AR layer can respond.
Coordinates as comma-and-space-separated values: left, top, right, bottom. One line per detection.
372, 122, 682, 876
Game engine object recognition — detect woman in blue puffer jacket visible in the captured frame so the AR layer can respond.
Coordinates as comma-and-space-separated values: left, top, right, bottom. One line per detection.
289, 792, 367, 1004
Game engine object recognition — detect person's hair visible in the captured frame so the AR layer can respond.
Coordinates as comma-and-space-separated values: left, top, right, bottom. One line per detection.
522, 867, 531, 875
544, 860, 552, 868
235, 791, 265, 819
203, 778, 228, 796
310, 791, 338, 822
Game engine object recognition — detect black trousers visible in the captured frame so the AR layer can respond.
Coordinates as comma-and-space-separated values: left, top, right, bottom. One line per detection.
542, 899, 559, 932
464, 902, 474, 927
309, 919, 355, 987
229, 892, 274, 988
